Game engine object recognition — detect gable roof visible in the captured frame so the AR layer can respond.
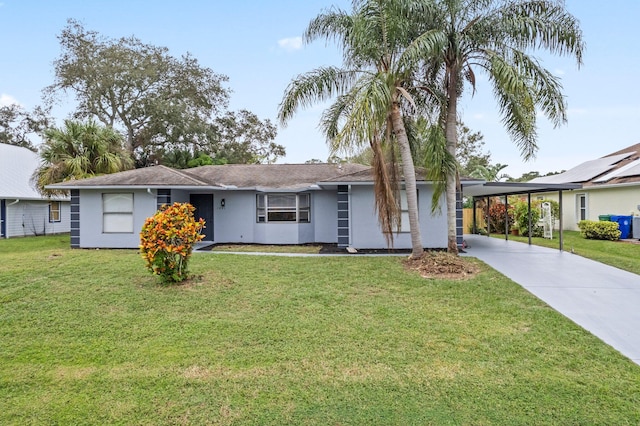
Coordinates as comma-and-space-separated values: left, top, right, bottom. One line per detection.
47, 163, 373, 191
0, 143, 64, 201
530, 143, 640, 186
48, 165, 211, 188
182, 163, 370, 190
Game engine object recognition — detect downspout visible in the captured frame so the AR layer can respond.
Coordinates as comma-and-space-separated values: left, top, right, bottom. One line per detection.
8, 199, 19, 206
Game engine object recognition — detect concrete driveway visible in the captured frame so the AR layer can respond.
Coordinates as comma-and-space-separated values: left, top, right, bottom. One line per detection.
462, 234, 640, 365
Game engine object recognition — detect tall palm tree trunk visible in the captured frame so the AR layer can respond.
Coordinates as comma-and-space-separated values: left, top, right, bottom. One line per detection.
445, 72, 459, 254
390, 102, 423, 258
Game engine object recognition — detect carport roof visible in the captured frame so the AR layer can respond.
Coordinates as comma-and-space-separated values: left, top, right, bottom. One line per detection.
462, 181, 582, 198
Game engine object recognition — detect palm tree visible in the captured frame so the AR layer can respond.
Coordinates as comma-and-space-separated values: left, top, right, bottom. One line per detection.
279, 0, 444, 258
415, 0, 584, 253
34, 120, 133, 195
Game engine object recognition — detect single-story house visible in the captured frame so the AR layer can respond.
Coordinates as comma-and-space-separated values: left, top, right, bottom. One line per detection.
529, 143, 640, 232
46, 163, 454, 249
0, 143, 70, 238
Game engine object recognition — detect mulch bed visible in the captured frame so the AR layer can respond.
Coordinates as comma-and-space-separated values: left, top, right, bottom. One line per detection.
404, 251, 480, 280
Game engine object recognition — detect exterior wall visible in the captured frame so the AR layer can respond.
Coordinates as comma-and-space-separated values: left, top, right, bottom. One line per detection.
79, 189, 156, 248
74, 185, 449, 249
213, 191, 255, 243
312, 190, 337, 243
349, 184, 447, 249
539, 185, 640, 231
3, 200, 70, 238
583, 186, 640, 221
212, 190, 334, 245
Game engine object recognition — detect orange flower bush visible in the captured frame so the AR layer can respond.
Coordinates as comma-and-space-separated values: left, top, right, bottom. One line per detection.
140, 202, 205, 284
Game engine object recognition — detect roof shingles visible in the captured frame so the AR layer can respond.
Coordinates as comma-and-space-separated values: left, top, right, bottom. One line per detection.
47, 163, 374, 189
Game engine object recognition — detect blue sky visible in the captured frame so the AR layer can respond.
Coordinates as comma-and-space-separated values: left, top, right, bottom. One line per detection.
1, 0, 639, 178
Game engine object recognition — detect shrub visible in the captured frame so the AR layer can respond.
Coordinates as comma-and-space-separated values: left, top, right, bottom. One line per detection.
577, 220, 621, 241
140, 202, 205, 284
511, 198, 559, 236
487, 202, 514, 233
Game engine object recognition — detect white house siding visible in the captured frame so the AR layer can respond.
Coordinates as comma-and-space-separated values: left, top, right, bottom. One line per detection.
4, 200, 70, 238
349, 184, 447, 249
582, 186, 640, 221
537, 185, 640, 231
78, 189, 157, 248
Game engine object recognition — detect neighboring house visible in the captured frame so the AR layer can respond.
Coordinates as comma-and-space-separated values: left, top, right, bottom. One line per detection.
0, 143, 70, 238
46, 163, 451, 249
530, 143, 640, 231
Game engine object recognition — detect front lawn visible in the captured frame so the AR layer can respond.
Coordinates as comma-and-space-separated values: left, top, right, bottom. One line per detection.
1, 235, 639, 424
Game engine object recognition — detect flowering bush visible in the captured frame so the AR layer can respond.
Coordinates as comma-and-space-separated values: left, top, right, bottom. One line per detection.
487, 202, 514, 233
140, 202, 205, 284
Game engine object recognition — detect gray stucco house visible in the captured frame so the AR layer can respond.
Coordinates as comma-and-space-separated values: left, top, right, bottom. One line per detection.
1, 143, 70, 238
47, 163, 452, 249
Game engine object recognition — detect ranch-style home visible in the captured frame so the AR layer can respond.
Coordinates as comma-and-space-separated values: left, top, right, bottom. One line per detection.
529, 143, 640, 234
0, 143, 70, 238
47, 163, 453, 250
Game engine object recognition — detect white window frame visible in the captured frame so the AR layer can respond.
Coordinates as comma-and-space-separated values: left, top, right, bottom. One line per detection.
103, 193, 134, 233
576, 193, 587, 222
49, 201, 61, 223
256, 193, 310, 223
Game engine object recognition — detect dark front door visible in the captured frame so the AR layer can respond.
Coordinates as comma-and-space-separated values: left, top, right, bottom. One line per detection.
190, 194, 214, 241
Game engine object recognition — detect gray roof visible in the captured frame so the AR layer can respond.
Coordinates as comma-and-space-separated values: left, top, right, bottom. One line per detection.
48, 165, 210, 188
0, 143, 66, 200
530, 143, 640, 186
47, 163, 372, 190
182, 163, 370, 189
319, 166, 430, 183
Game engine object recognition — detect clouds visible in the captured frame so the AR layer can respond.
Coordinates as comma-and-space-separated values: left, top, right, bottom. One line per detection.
0, 93, 19, 107
277, 36, 303, 52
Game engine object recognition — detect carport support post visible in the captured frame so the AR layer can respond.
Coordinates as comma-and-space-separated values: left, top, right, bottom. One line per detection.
504, 195, 509, 240
528, 193, 532, 246
559, 190, 564, 252
486, 196, 491, 236
472, 197, 477, 234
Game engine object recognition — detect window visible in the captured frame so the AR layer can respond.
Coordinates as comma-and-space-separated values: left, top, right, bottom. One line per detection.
382, 189, 418, 232
399, 189, 411, 232
103, 193, 134, 233
386, 189, 417, 233
576, 193, 587, 221
49, 201, 61, 223
256, 193, 310, 223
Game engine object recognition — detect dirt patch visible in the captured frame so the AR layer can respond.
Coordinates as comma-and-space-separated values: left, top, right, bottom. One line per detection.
404, 251, 480, 280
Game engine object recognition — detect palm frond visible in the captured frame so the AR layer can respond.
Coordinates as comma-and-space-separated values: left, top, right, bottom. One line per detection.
278, 67, 360, 126
420, 124, 456, 214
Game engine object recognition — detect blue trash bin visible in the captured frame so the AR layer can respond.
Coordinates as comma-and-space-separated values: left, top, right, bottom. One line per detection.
611, 215, 632, 239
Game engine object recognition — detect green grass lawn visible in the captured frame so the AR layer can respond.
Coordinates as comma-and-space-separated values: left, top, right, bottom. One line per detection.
493, 230, 640, 274
1, 235, 639, 424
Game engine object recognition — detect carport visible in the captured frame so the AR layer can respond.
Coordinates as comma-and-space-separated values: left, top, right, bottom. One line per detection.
461, 181, 582, 251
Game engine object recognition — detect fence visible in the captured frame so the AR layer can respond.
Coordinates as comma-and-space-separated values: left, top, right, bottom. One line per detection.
462, 208, 486, 233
